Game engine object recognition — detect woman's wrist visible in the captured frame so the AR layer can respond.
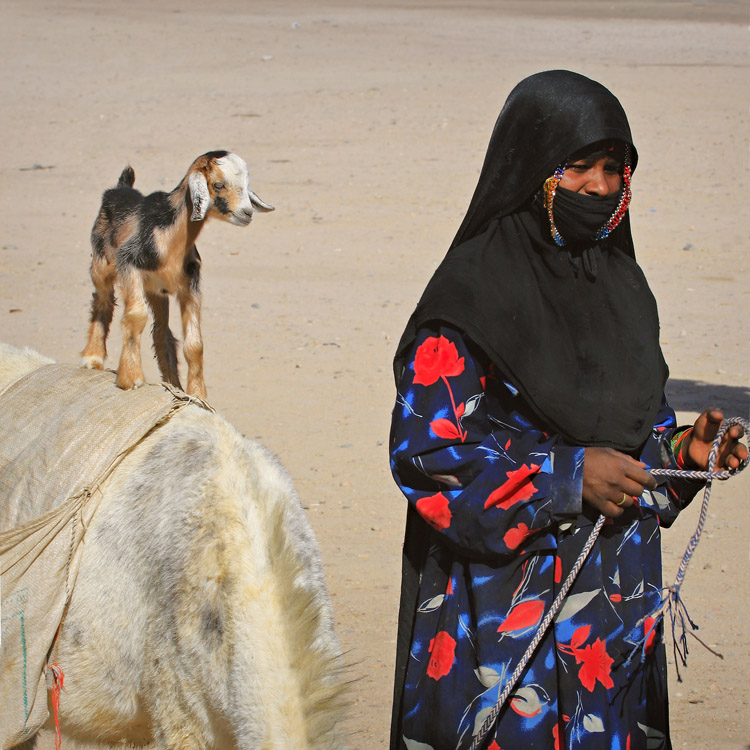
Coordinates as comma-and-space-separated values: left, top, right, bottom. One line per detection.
671, 427, 693, 469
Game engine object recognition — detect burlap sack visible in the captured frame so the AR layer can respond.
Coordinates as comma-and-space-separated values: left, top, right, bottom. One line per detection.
0, 364, 196, 748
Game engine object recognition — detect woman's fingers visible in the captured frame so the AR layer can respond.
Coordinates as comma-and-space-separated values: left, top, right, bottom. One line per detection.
607, 476, 649, 513
719, 426, 748, 469
693, 408, 722, 443
622, 460, 657, 491
583, 447, 657, 516
622, 477, 649, 500
687, 408, 728, 469
587, 494, 626, 518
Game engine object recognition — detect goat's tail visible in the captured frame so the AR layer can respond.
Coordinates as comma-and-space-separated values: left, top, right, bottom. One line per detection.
117, 166, 135, 188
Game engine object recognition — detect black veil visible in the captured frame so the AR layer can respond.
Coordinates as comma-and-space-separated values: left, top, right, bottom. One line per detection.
394, 70, 667, 453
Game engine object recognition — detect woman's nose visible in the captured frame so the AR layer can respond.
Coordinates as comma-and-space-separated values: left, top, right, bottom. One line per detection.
583, 166, 609, 196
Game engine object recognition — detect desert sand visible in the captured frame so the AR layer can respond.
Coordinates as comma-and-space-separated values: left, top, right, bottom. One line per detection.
1, 1, 748, 747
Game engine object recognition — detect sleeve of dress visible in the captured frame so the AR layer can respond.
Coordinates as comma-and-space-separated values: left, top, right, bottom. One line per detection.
637, 396, 705, 528
390, 324, 583, 562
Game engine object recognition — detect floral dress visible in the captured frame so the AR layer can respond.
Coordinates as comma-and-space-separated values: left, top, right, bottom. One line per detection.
390, 325, 702, 750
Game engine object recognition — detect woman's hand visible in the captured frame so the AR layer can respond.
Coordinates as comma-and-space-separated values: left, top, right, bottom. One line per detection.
681, 408, 748, 471
583, 447, 658, 518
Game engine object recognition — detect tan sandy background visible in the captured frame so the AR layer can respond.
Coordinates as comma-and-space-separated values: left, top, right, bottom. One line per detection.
1, 1, 748, 747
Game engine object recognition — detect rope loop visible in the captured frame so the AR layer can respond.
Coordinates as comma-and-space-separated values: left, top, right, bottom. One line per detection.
630, 415, 749, 680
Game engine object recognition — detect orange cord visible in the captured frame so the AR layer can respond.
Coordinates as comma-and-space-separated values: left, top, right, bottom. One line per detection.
46, 663, 65, 750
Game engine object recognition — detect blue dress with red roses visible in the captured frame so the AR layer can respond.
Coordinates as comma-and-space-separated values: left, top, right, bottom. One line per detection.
390, 324, 702, 750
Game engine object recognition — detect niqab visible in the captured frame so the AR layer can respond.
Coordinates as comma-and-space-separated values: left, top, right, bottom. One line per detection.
394, 70, 668, 452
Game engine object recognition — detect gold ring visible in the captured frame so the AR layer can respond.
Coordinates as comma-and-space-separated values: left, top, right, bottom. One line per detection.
616, 493, 629, 507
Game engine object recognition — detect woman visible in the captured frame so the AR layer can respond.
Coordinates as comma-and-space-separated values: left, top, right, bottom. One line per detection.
389, 70, 746, 750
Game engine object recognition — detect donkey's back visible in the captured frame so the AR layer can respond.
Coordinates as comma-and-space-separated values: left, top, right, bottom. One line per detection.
0, 343, 346, 749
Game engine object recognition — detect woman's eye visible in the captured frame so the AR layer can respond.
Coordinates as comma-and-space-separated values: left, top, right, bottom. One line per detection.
213, 182, 225, 190
567, 164, 588, 173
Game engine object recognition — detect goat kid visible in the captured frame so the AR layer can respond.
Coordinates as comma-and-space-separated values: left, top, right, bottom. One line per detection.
81, 151, 273, 399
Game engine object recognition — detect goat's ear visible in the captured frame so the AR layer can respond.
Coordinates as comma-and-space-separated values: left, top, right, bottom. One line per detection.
249, 190, 274, 213
188, 171, 210, 221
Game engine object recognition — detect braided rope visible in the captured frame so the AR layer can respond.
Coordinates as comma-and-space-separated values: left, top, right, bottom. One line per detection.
651, 417, 749, 589
468, 514, 605, 750
468, 416, 748, 750
632, 415, 750, 678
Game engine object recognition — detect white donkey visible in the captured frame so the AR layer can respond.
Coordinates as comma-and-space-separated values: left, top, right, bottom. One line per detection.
0, 342, 347, 749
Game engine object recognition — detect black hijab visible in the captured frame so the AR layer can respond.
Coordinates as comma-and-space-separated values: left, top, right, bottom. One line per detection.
394, 70, 668, 453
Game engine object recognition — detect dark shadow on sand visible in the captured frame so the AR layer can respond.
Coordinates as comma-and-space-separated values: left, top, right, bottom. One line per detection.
665, 378, 750, 419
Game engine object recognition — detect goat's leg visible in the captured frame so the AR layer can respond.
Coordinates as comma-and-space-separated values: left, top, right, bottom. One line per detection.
147, 291, 182, 389
116, 271, 149, 390
81, 255, 117, 369
178, 287, 206, 399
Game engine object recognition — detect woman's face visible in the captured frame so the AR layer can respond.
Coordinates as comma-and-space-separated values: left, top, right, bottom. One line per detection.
559, 154, 622, 196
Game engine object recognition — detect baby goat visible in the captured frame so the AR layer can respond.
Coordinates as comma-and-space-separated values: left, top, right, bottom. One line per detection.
81, 151, 273, 398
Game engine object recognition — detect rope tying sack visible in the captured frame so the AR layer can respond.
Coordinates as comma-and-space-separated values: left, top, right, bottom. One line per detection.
469, 416, 749, 750
0, 364, 214, 748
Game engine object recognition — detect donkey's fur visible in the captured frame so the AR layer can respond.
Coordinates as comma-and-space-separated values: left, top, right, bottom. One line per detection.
0, 343, 346, 749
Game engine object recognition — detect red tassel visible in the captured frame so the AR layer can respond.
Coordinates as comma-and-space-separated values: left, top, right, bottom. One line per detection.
46, 663, 65, 750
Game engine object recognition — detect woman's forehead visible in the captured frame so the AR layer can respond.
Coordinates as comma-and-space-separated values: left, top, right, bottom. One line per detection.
568, 139, 625, 163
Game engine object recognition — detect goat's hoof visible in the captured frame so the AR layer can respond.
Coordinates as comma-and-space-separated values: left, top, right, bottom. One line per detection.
81, 355, 104, 370
116, 373, 145, 390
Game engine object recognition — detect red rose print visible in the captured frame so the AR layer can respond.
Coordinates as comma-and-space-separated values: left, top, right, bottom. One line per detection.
484, 463, 540, 509
497, 599, 545, 634
430, 418, 462, 440
427, 630, 456, 680
416, 492, 452, 531
643, 616, 657, 654
503, 522, 532, 550
570, 624, 591, 649
413, 335, 465, 386
412, 334, 468, 442
576, 638, 614, 692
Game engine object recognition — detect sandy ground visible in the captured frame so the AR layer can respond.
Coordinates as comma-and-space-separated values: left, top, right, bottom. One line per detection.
1, 1, 748, 747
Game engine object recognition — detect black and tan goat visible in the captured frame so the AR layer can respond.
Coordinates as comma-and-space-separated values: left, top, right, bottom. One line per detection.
81, 151, 273, 398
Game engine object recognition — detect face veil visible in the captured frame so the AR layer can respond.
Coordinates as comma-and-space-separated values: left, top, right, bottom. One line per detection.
394, 70, 668, 452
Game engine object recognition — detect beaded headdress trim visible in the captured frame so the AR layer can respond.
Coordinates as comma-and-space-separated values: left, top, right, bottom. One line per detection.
543, 144, 632, 247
